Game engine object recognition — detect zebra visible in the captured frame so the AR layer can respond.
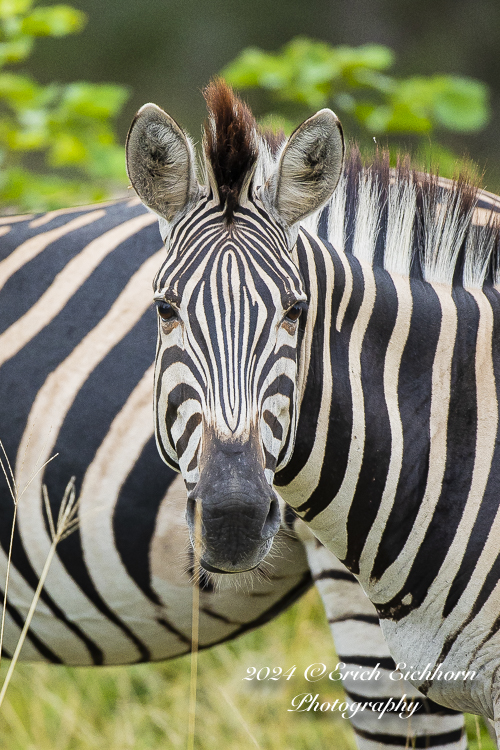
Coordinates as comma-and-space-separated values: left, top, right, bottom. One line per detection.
0, 192, 468, 746
126, 79, 500, 735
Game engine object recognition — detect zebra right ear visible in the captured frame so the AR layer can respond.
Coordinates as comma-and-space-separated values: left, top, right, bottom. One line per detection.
126, 104, 201, 222
265, 109, 344, 227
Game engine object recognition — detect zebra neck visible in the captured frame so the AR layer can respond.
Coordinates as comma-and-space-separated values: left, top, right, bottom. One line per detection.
279, 229, 500, 619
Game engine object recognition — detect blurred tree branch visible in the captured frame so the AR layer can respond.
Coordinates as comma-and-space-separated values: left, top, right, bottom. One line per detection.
0, 0, 129, 211
222, 37, 491, 176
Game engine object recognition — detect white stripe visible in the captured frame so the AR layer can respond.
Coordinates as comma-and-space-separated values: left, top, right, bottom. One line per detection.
308, 261, 376, 558
426, 289, 497, 630
335, 247, 353, 332
1, 609, 48, 661
280, 238, 335, 505
28, 200, 123, 228
0, 545, 90, 663
0, 214, 34, 226
79, 365, 189, 662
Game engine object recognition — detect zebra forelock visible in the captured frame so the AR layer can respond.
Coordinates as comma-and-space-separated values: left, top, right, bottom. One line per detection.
203, 79, 259, 223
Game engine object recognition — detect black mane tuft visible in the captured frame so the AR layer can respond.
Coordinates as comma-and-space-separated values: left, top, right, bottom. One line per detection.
203, 79, 258, 222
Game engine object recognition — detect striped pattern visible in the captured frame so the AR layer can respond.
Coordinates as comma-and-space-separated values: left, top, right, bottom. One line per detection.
153, 195, 306, 485
0, 194, 468, 749
275, 159, 500, 722
299, 528, 466, 750
0, 198, 311, 665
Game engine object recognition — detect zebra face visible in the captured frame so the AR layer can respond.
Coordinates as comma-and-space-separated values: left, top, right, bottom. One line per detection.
126, 82, 343, 573
152, 202, 307, 571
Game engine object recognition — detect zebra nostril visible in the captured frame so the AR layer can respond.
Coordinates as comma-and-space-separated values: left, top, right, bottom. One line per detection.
262, 497, 281, 539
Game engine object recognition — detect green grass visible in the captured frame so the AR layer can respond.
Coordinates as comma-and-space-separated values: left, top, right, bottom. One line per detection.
0, 586, 496, 749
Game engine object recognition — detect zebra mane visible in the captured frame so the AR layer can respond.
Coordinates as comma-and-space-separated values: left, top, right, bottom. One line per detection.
203, 80, 285, 222
311, 146, 500, 289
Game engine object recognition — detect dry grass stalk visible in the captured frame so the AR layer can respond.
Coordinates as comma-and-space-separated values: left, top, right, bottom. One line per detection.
0, 447, 79, 709
218, 687, 261, 749
0, 439, 58, 668
187, 501, 202, 750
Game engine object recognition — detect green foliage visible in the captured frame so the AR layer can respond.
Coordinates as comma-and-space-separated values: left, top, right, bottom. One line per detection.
0, 0, 129, 212
222, 38, 490, 175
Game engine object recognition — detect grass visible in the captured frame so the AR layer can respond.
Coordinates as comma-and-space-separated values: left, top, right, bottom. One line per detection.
0, 584, 496, 750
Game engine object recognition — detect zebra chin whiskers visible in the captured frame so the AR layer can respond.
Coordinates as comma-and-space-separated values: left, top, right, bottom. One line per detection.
194, 565, 269, 595
182, 533, 292, 595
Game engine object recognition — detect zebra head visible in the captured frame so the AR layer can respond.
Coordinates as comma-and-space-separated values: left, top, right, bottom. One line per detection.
126, 81, 343, 573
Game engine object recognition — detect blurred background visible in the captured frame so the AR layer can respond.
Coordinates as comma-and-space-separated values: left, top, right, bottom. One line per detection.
2, 0, 500, 209
31, 0, 500, 150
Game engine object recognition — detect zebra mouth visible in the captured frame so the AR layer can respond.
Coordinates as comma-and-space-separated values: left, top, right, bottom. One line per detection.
199, 558, 259, 574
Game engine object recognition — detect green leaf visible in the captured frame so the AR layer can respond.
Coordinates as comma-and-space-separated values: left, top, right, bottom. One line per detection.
223, 48, 284, 89
0, 37, 32, 65
335, 43, 394, 72
20, 5, 86, 37
58, 82, 129, 120
0, 72, 39, 104
84, 143, 127, 180
0, 166, 107, 211
48, 132, 87, 165
0, 0, 33, 20
364, 102, 432, 134
432, 77, 489, 132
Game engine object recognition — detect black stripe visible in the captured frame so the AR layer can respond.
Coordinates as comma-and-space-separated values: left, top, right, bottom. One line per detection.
313, 569, 357, 583
176, 413, 202, 459
113, 436, 178, 605
379, 287, 480, 620
0, 202, 154, 336
371, 279, 441, 581
443, 286, 500, 618
336, 655, 397, 670
293, 244, 363, 520
263, 410, 283, 441
0, 588, 63, 663
343, 265, 398, 572
157, 617, 192, 646
329, 614, 380, 625
354, 727, 464, 747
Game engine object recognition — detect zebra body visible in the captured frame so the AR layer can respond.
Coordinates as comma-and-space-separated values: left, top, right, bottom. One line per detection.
0, 199, 311, 664
0, 196, 466, 748
126, 80, 500, 727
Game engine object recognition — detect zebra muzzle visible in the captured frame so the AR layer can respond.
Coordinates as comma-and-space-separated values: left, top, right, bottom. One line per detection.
185, 445, 281, 573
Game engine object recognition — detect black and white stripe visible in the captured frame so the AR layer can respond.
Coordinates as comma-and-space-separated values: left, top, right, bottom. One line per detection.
281, 158, 500, 725
0, 192, 468, 748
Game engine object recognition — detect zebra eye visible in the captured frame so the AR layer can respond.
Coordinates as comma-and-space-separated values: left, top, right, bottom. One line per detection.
285, 305, 302, 323
156, 301, 177, 322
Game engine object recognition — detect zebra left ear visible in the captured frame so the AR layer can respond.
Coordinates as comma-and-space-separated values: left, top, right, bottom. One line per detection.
266, 109, 344, 226
126, 103, 201, 222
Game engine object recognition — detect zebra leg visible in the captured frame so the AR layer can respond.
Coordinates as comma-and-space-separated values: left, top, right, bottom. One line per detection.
295, 523, 467, 750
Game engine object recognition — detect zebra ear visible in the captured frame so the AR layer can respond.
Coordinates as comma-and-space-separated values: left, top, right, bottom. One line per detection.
267, 109, 344, 226
126, 104, 201, 222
